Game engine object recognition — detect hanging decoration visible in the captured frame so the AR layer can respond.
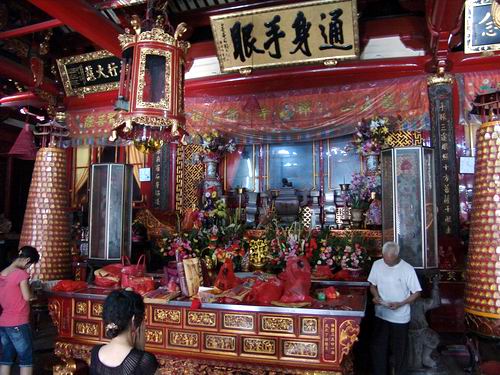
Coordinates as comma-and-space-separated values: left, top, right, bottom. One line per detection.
109, 2, 190, 153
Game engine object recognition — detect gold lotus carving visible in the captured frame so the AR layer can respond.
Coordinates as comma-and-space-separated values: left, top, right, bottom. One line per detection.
187, 311, 216, 327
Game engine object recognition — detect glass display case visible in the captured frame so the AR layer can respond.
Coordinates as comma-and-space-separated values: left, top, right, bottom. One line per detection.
89, 164, 133, 260
381, 147, 437, 269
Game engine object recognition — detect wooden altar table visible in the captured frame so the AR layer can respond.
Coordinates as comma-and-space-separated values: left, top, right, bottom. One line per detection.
48, 283, 367, 374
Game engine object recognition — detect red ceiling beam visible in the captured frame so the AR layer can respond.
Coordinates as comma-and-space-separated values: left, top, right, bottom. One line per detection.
426, 0, 464, 72
186, 55, 429, 97
0, 19, 64, 40
26, 0, 123, 56
171, 0, 309, 29
0, 57, 59, 95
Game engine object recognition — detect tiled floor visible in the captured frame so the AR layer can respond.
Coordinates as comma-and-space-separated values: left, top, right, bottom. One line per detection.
3, 311, 494, 374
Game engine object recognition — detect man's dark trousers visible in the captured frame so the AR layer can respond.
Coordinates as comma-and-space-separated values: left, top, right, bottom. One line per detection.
371, 316, 409, 375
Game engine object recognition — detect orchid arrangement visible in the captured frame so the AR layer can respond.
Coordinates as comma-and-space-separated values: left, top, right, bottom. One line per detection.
340, 243, 371, 270
351, 116, 391, 156
344, 172, 381, 209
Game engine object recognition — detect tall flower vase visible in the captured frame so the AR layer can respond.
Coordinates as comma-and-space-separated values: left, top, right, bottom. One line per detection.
202, 154, 222, 201
350, 208, 365, 229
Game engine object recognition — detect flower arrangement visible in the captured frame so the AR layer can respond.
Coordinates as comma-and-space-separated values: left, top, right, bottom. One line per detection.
309, 229, 346, 270
201, 187, 227, 227
351, 116, 391, 156
266, 222, 306, 272
340, 243, 371, 270
163, 234, 197, 261
194, 130, 236, 159
344, 172, 381, 209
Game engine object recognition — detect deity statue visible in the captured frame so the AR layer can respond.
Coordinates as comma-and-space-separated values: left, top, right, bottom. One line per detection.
282, 178, 293, 188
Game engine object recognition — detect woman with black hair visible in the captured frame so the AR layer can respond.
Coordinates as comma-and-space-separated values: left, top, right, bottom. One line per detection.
90, 290, 159, 375
0, 246, 40, 375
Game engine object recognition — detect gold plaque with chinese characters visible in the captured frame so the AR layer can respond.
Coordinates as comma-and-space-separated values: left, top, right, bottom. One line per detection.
210, 0, 359, 73
56, 50, 121, 96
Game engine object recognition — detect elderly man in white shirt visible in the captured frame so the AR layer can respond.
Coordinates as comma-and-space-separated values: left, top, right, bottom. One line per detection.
368, 241, 422, 375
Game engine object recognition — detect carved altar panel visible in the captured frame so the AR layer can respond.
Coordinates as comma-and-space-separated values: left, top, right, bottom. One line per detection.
202, 333, 237, 355
145, 328, 164, 346
74, 301, 88, 317
260, 315, 295, 335
338, 319, 360, 364
175, 144, 204, 213
91, 302, 103, 318
241, 336, 277, 358
186, 310, 217, 329
282, 340, 320, 360
48, 289, 365, 375
168, 330, 200, 351
300, 317, 319, 337
73, 320, 100, 338
152, 307, 182, 325
48, 300, 61, 333
221, 312, 255, 332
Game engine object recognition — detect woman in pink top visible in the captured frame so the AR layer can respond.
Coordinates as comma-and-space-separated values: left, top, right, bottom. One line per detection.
0, 246, 39, 375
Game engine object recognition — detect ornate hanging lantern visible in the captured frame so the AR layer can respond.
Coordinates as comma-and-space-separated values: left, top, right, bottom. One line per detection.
109, 13, 189, 153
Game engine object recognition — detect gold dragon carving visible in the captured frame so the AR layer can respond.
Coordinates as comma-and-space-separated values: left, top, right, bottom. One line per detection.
339, 320, 360, 364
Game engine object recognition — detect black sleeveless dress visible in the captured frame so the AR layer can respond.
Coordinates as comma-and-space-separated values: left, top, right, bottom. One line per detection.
90, 345, 159, 375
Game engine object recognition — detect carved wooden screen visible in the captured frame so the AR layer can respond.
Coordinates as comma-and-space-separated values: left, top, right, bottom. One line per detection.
175, 144, 204, 213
